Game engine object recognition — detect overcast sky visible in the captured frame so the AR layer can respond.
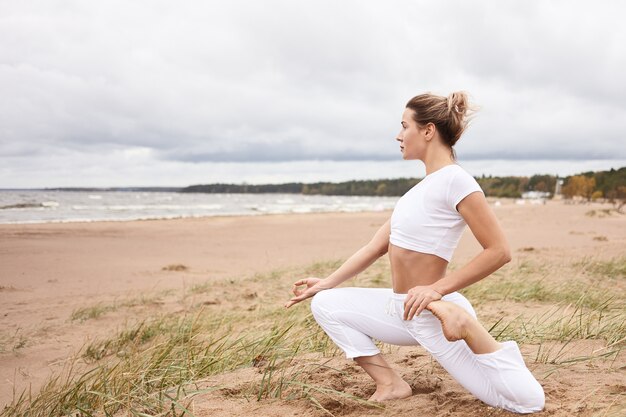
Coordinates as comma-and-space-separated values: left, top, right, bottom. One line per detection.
1, 0, 625, 188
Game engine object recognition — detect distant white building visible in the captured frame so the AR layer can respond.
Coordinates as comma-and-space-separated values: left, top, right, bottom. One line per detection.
521, 191, 551, 199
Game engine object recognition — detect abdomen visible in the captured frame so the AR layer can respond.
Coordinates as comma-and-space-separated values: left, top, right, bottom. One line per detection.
389, 243, 448, 293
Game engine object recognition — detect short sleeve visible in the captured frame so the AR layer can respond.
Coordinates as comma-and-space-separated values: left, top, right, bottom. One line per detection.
446, 170, 484, 211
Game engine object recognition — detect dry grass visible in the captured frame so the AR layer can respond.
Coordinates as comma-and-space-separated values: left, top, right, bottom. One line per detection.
3, 256, 625, 416
0, 329, 28, 354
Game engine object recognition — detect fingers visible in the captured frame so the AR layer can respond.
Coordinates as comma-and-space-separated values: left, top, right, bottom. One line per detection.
403, 294, 432, 320
405, 299, 423, 320
291, 279, 308, 296
284, 289, 312, 309
284, 294, 303, 308
403, 286, 444, 320
413, 299, 429, 319
285, 278, 324, 308
403, 295, 411, 320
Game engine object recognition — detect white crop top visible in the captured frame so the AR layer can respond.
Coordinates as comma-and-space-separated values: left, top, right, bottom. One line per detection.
389, 164, 483, 262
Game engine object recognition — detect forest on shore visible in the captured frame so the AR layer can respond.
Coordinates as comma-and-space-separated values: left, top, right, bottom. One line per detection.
182, 167, 625, 203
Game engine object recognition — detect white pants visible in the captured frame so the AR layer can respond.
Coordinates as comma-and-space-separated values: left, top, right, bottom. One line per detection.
311, 287, 545, 414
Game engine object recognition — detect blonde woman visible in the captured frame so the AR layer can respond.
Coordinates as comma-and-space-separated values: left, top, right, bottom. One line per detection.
285, 92, 544, 414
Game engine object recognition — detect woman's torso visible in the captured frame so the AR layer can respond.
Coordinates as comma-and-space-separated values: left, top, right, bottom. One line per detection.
388, 243, 448, 293
387, 164, 482, 293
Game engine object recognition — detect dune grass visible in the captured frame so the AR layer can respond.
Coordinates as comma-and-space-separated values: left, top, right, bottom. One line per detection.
3, 256, 625, 416
576, 256, 626, 279
0, 329, 28, 353
71, 295, 165, 322
462, 256, 626, 308
3, 306, 353, 416
71, 303, 117, 322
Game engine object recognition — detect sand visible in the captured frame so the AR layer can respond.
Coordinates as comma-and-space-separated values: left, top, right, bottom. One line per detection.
1, 200, 625, 415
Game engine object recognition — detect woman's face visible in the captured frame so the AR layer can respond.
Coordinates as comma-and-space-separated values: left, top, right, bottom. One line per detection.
396, 108, 426, 160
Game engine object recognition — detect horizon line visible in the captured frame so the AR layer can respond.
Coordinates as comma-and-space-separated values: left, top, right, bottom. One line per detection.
1, 165, 623, 191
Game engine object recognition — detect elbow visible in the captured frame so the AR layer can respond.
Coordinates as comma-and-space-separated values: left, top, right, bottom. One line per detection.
378, 243, 389, 257
373, 245, 389, 258
487, 245, 511, 267
499, 246, 512, 266
367, 241, 388, 258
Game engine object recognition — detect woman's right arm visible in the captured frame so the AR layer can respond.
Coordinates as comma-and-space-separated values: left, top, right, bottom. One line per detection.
285, 218, 390, 308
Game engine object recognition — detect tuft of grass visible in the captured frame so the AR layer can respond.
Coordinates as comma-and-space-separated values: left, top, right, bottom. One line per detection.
463, 277, 617, 309
13, 335, 27, 351
9, 330, 28, 352
189, 281, 212, 294
576, 256, 626, 279
70, 304, 117, 322
463, 257, 626, 308
82, 318, 171, 362
119, 294, 163, 308
489, 298, 626, 350
71, 295, 164, 322
585, 208, 621, 218
0, 330, 27, 354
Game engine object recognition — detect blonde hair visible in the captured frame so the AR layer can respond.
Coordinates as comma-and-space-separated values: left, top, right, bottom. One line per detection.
405, 91, 475, 159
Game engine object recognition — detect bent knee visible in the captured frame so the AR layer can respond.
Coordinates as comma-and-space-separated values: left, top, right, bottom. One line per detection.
441, 293, 477, 318
311, 289, 335, 316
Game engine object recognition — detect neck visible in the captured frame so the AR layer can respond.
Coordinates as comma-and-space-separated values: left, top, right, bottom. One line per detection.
423, 149, 455, 176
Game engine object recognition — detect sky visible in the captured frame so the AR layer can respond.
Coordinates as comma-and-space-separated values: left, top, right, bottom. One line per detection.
1, 0, 625, 188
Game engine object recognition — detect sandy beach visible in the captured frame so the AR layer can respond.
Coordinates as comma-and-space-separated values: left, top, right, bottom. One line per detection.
1, 200, 625, 416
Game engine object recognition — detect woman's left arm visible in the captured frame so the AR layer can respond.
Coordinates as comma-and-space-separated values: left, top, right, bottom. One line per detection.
404, 192, 511, 320
432, 191, 511, 296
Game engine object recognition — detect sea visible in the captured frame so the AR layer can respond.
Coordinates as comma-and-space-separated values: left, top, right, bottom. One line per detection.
0, 190, 399, 224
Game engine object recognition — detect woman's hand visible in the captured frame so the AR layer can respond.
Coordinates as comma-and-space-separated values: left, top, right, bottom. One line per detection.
284, 277, 328, 308
403, 285, 442, 320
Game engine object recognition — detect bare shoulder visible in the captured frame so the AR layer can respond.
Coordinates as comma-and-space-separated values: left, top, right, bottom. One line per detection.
457, 191, 490, 217
457, 192, 507, 249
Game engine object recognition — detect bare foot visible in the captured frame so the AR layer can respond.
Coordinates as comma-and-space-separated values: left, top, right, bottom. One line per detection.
369, 380, 412, 402
425, 300, 471, 342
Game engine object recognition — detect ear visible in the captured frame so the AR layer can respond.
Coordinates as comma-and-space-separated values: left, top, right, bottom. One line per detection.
424, 122, 436, 141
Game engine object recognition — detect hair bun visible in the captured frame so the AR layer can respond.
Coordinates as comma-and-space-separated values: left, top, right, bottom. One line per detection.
447, 91, 469, 116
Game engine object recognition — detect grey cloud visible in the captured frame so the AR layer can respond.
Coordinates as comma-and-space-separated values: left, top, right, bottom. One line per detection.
1, 0, 625, 188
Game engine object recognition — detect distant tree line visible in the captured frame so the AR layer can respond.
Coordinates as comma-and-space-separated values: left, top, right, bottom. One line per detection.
182, 178, 427, 196
181, 167, 625, 203
560, 167, 625, 210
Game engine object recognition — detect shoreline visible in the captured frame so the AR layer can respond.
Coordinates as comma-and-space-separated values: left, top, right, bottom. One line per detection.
0, 207, 394, 226
1, 196, 612, 226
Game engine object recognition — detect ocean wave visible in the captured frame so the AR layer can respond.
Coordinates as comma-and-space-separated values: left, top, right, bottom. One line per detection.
70, 204, 223, 211
0, 191, 398, 224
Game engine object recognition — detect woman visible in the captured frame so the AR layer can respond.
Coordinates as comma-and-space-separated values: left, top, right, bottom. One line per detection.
284, 92, 545, 413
